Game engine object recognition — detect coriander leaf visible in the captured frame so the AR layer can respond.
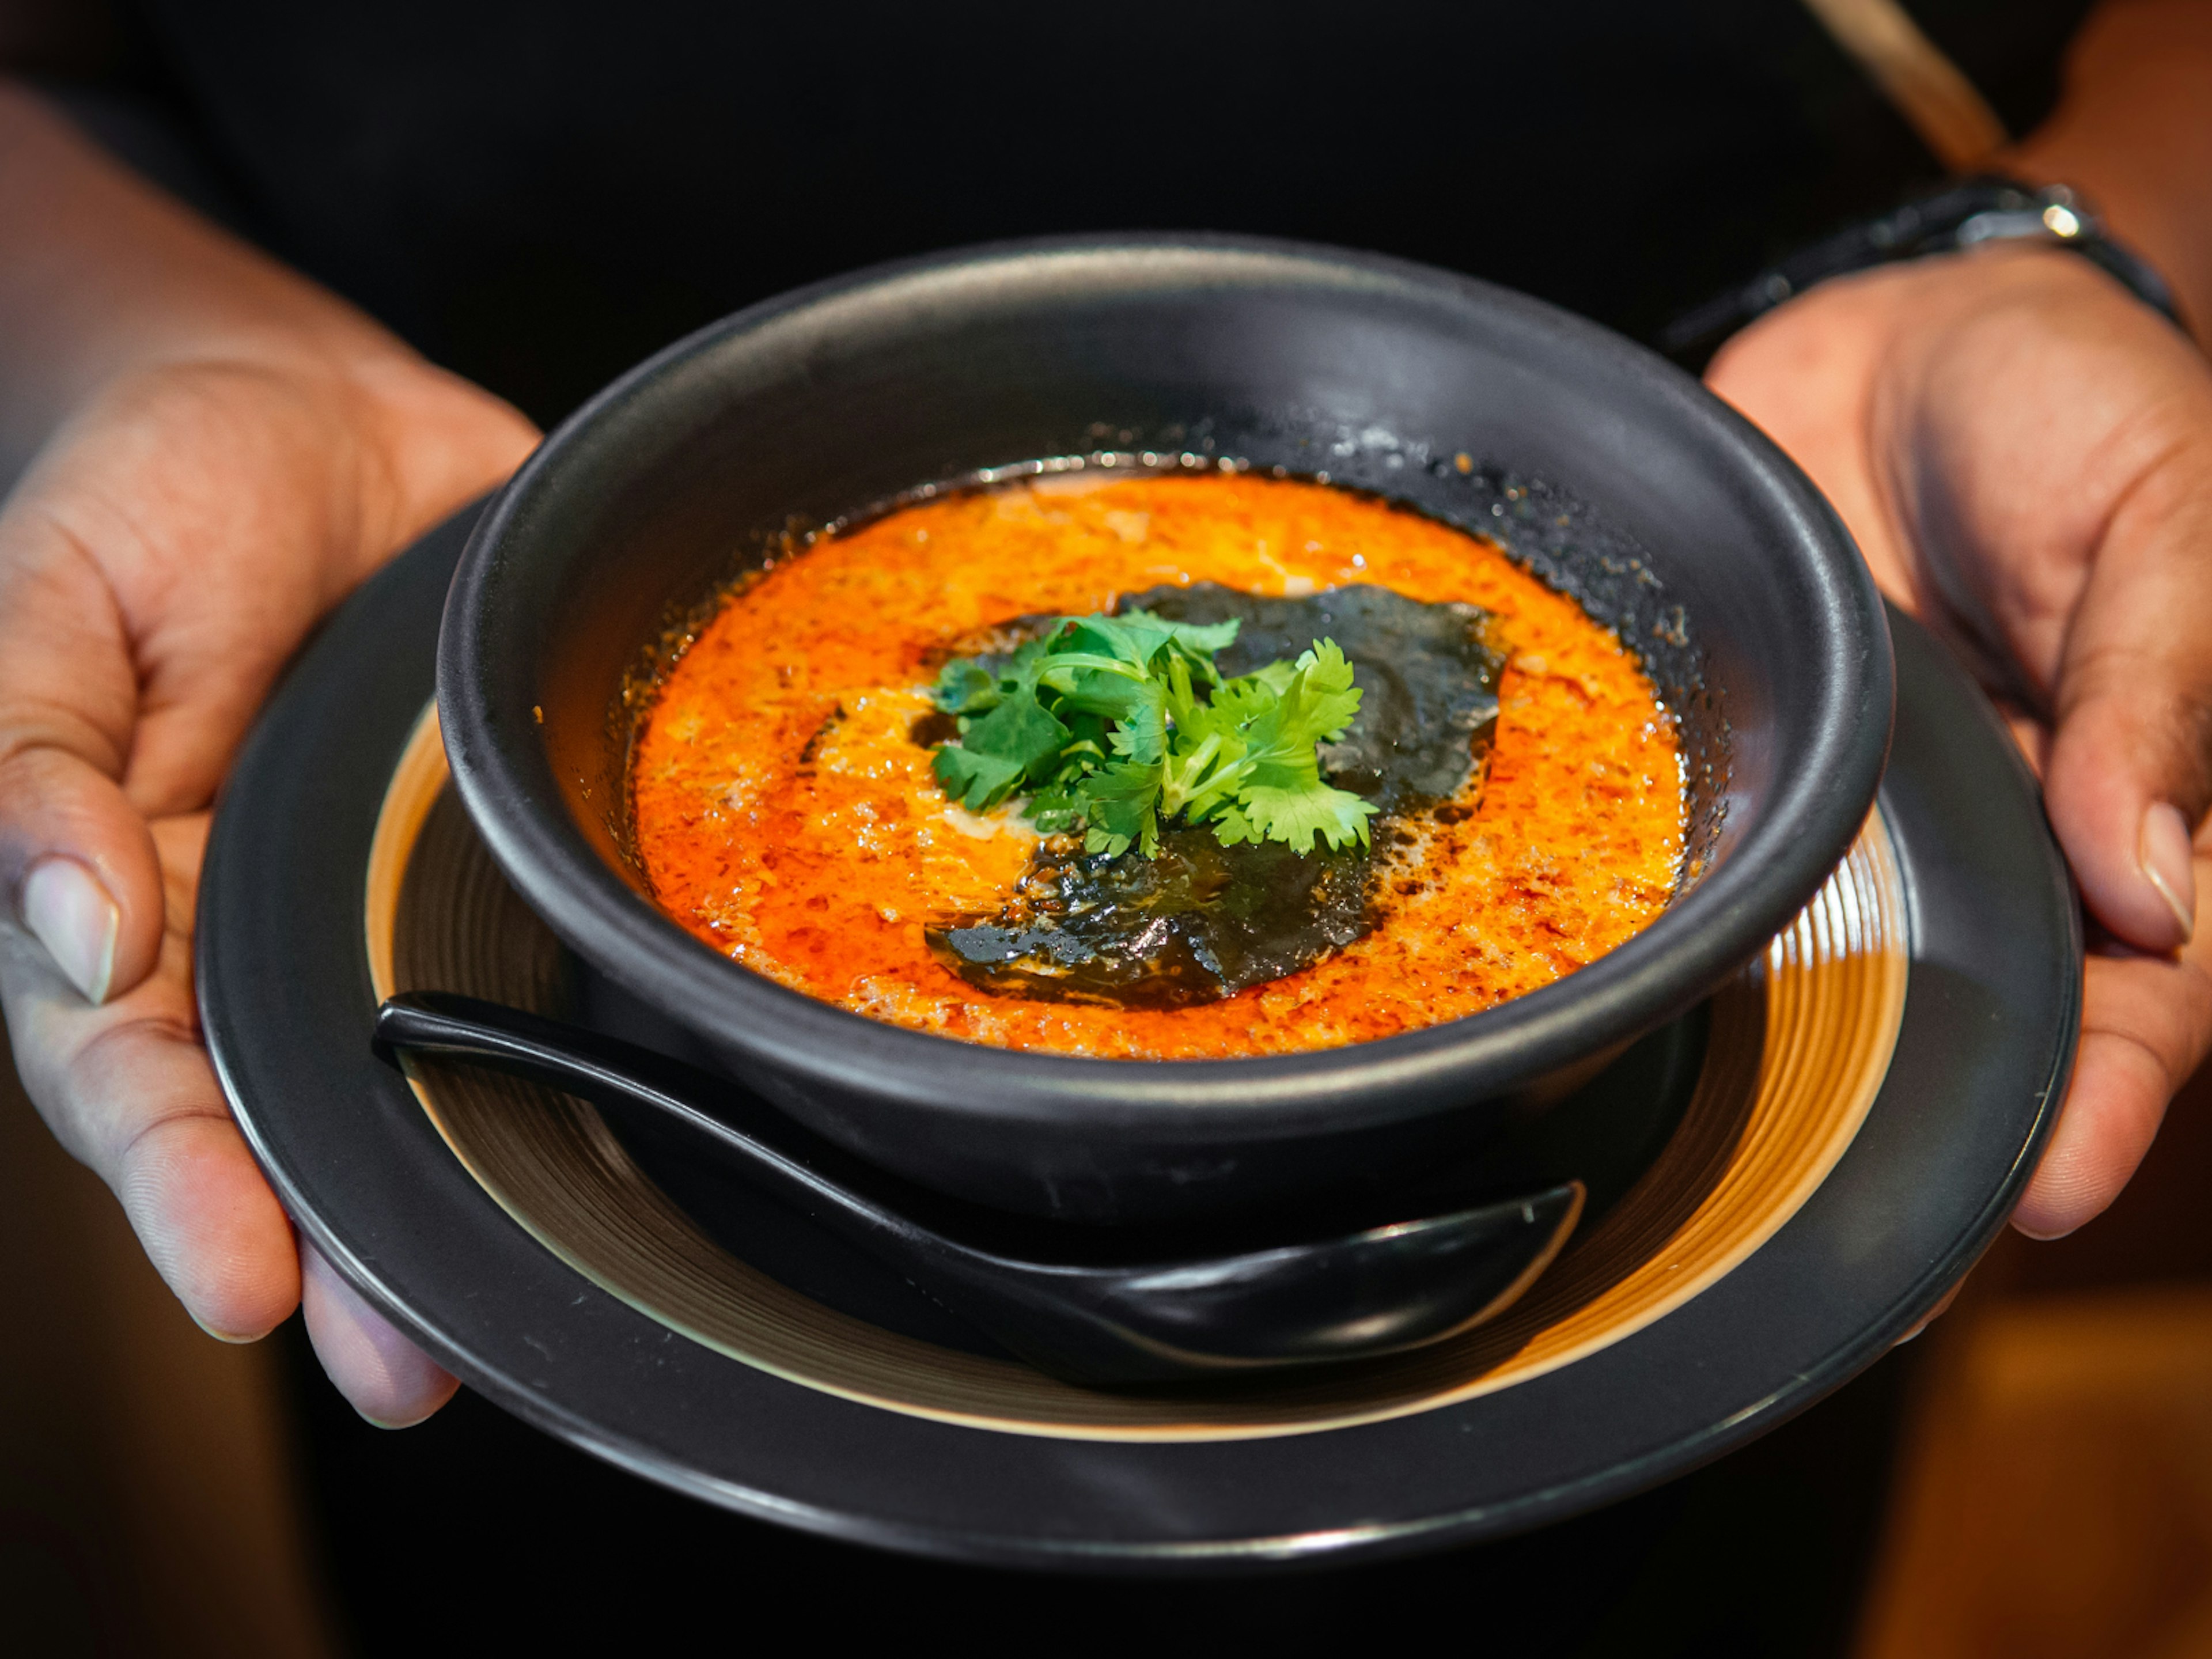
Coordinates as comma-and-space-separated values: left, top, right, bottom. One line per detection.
1025, 783, 1084, 832
1160, 726, 1243, 820
1036, 651, 1148, 685
1160, 654, 1215, 734
933, 744, 1026, 810
1063, 611, 1239, 680
1173, 641, 1365, 828
1078, 759, 1164, 858
1235, 743, 1324, 799
959, 693, 1071, 786
926, 607, 1371, 862
934, 659, 1002, 714
1200, 669, 1285, 732
1057, 616, 1159, 669
1043, 661, 1158, 726
1233, 782, 1377, 854
1219, 640, 1361, 793
1209, 803, 1260, 847
1126, 607, 1243, 667
1160, 613, 1243, 657
1059, 708, 1114, 760
1000, 631, 1058, 688
1277, 639, 1362, 748
1101, 677, 1169, 764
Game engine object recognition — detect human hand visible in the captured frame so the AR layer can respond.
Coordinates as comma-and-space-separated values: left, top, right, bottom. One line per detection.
1707, 243, 2212, 1238
0, 105, 539, 1420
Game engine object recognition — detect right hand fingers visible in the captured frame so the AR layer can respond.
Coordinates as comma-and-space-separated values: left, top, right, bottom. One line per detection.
2013, 834, 2212, 1237
2035, 435, 2212, 953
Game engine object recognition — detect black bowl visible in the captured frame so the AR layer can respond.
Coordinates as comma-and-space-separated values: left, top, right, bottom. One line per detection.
438, 235, 1891, 1225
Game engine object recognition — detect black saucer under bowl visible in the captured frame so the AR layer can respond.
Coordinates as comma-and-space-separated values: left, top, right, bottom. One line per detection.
198, 502, 2075, 1570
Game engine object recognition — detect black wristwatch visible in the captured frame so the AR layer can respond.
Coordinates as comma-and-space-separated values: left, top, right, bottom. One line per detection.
1661, 175, 2183, 367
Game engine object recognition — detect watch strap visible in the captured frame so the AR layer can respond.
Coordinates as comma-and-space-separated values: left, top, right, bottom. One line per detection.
1662, 175, 2182, 366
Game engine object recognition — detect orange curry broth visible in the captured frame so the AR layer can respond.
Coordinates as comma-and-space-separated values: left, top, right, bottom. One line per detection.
629, 472, 1684, 1058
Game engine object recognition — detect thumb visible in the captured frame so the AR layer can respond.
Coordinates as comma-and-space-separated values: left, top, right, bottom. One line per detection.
0, 474, 172, 1004
0, 520, 161, 1009
2040, 448, 2212, 952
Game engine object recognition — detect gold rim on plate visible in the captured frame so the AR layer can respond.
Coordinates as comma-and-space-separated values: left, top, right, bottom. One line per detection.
365, 704, 1907, 1442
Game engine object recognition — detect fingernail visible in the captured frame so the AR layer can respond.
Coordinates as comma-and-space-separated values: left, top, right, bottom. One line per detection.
21, 857, 120, 1003
2139, 803, 2197, 944
357, 1405, 440, 1431
188, 1312, 263, 1346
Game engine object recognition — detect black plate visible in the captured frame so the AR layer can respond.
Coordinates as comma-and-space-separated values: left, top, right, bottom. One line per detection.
200, 503, 2077, 1571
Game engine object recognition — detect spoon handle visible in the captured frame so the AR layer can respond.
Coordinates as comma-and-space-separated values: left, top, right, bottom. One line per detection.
373, 990, 915, 1238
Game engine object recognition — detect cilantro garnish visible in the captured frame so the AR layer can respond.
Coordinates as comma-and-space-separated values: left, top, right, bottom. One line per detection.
929, 609, 1378, 858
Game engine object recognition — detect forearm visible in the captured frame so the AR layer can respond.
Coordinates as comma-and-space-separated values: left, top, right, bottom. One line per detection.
2003, 0, 2212, 343
0, 82, 400, 488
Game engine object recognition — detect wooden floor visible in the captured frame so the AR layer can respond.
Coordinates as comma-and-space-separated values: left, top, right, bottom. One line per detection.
5, 1024, 2211, 1657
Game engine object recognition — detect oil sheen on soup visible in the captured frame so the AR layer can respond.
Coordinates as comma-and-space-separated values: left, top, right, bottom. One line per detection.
629, 472, 1685, 1059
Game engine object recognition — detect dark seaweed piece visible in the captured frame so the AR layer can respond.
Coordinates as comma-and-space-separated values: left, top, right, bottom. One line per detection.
923, 584, 1503, 1007
1125, 583, 1504, 812
929, 827, 1372, 1007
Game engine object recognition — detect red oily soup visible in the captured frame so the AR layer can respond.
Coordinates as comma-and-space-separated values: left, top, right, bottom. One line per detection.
628, 472, 1685, 1058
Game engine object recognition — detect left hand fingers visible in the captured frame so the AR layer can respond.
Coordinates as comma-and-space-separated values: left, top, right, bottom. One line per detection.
299, 1241, 459, 1428
3, 810, 461, 1425
1, 812, 302, 1337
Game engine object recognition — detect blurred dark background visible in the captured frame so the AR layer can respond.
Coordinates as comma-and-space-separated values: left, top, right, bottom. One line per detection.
12, 0, 2093, 425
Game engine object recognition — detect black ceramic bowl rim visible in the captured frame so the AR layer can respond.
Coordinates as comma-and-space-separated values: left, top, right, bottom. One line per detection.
440, 234, 1892, 1147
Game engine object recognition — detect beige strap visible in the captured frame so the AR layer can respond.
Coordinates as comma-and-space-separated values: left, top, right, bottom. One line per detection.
1801, 0, 2011, 172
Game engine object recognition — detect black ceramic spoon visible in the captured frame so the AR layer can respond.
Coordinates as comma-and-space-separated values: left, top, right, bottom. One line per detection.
373, 991, 1584, 1387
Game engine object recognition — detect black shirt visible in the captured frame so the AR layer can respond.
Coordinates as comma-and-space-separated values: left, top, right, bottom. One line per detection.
122, 0, 2092, 422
